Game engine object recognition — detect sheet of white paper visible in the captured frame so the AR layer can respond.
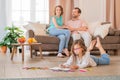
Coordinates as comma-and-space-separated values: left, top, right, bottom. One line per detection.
50, 67, 70, 71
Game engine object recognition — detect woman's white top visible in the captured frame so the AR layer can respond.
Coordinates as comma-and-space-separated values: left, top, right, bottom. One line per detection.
63, 52, 97, 68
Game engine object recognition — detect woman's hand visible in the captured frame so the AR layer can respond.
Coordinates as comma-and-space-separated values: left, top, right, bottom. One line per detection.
87, 39, 96, 52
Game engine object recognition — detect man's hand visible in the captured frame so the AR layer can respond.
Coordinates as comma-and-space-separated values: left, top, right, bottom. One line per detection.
67, 26, 75, 31
62, 25, 69, 29
78, 27, 88, 31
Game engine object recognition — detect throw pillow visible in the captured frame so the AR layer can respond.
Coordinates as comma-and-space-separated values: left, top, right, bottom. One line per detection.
23, 24, 34, 31
93, 23, 111, 39
23, 22, 48, 36
88, 21, 101, 35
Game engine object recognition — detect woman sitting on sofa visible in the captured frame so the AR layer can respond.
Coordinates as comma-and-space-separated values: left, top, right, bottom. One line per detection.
48, 5, 71, 58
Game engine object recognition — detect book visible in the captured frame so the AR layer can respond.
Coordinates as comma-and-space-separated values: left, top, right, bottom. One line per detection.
50, 67, 70, 72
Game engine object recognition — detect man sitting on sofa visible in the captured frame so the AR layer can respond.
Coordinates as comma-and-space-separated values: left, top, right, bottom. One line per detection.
65, 7, 92, 47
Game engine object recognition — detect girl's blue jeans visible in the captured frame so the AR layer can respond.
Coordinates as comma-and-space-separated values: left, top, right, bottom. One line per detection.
91, 53, 110, 65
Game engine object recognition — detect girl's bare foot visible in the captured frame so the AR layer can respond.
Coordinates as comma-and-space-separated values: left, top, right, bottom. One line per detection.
95, 37, 102, 48
87, 39, 96, 52
95, 37, 106, 54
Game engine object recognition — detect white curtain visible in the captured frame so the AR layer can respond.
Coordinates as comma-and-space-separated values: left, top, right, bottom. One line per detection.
0, 0, 12, 41
74, 0, 79, 7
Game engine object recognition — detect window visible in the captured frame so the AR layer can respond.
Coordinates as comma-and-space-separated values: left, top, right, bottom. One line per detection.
12, 0, 49, 26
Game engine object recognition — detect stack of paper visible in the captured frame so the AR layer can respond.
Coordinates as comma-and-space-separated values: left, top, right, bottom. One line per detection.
50, 67, 70, 72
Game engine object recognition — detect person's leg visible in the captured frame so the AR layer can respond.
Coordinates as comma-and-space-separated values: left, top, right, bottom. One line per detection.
57, 35, 66, 53
49, 28, 70, 48
71, 33, 81, 41
49, 28, 69, 37
90, 37, 110, 65
62, 30, 71, 56
63, 30, 71, 48
49, 28, 71, 57
81, 32, 92, 47
91, 54, 110, 65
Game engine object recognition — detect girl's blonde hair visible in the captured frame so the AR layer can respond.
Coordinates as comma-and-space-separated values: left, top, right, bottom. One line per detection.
71, 39, 87, 56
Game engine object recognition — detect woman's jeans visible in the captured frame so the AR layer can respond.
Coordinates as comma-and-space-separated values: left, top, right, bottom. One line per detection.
48, 28, 71, 53
91, 53, 110, 65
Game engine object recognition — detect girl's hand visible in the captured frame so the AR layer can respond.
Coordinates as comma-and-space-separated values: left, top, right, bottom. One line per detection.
60, 64, 68, 68
87, 39, 96, 52
70, 65, 79, 70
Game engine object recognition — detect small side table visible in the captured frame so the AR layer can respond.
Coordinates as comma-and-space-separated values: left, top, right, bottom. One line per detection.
11, 43, 42, 62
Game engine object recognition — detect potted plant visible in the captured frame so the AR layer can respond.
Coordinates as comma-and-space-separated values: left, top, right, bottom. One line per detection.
0, 40, 9, 53
0, 24, 24, 53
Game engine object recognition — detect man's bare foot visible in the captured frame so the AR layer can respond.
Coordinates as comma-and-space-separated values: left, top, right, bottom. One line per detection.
63, 49, 70, 57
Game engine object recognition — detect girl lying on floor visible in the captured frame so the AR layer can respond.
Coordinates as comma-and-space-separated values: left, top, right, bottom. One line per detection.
60, 37, 110, 70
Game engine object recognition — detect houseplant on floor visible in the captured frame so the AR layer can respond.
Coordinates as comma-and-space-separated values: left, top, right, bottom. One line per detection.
0, 24, 24, 53
0, 39, 10, 54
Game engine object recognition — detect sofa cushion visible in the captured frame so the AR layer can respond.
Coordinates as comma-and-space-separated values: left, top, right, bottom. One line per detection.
23, 22, 48, 36
35, 35, 59, 44
102, 44, 120, 49
100, 36, 120, 44
33, 44, 59, 51
88, 21, 100, 35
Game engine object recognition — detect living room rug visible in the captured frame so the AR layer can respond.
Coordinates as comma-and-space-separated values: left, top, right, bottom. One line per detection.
1, 76, 120, 80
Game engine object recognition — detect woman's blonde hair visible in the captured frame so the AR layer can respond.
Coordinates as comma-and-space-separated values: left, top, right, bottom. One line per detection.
54, 5, 63, 16
71, 39, 87, 56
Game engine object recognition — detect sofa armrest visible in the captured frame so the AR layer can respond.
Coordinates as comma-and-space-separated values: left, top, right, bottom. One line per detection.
108, 28, 115, 36
114, 30, 120, 36
26, 30, 35, 39
108, 28, 120, 36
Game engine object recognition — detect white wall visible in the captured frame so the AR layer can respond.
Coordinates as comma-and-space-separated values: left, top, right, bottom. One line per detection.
0, 0, 6, 41
79, 0, 106, 23
0, 0, 11, 41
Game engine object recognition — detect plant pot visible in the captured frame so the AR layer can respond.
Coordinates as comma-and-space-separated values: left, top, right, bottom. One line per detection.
0, 46, 7, 54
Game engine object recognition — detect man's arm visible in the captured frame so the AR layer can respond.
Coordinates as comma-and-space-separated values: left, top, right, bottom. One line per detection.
76, 26, 88, 31
67, 26, 88, 31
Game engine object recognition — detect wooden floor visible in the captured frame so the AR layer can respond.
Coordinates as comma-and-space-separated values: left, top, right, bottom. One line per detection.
0, 51, 120, 78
